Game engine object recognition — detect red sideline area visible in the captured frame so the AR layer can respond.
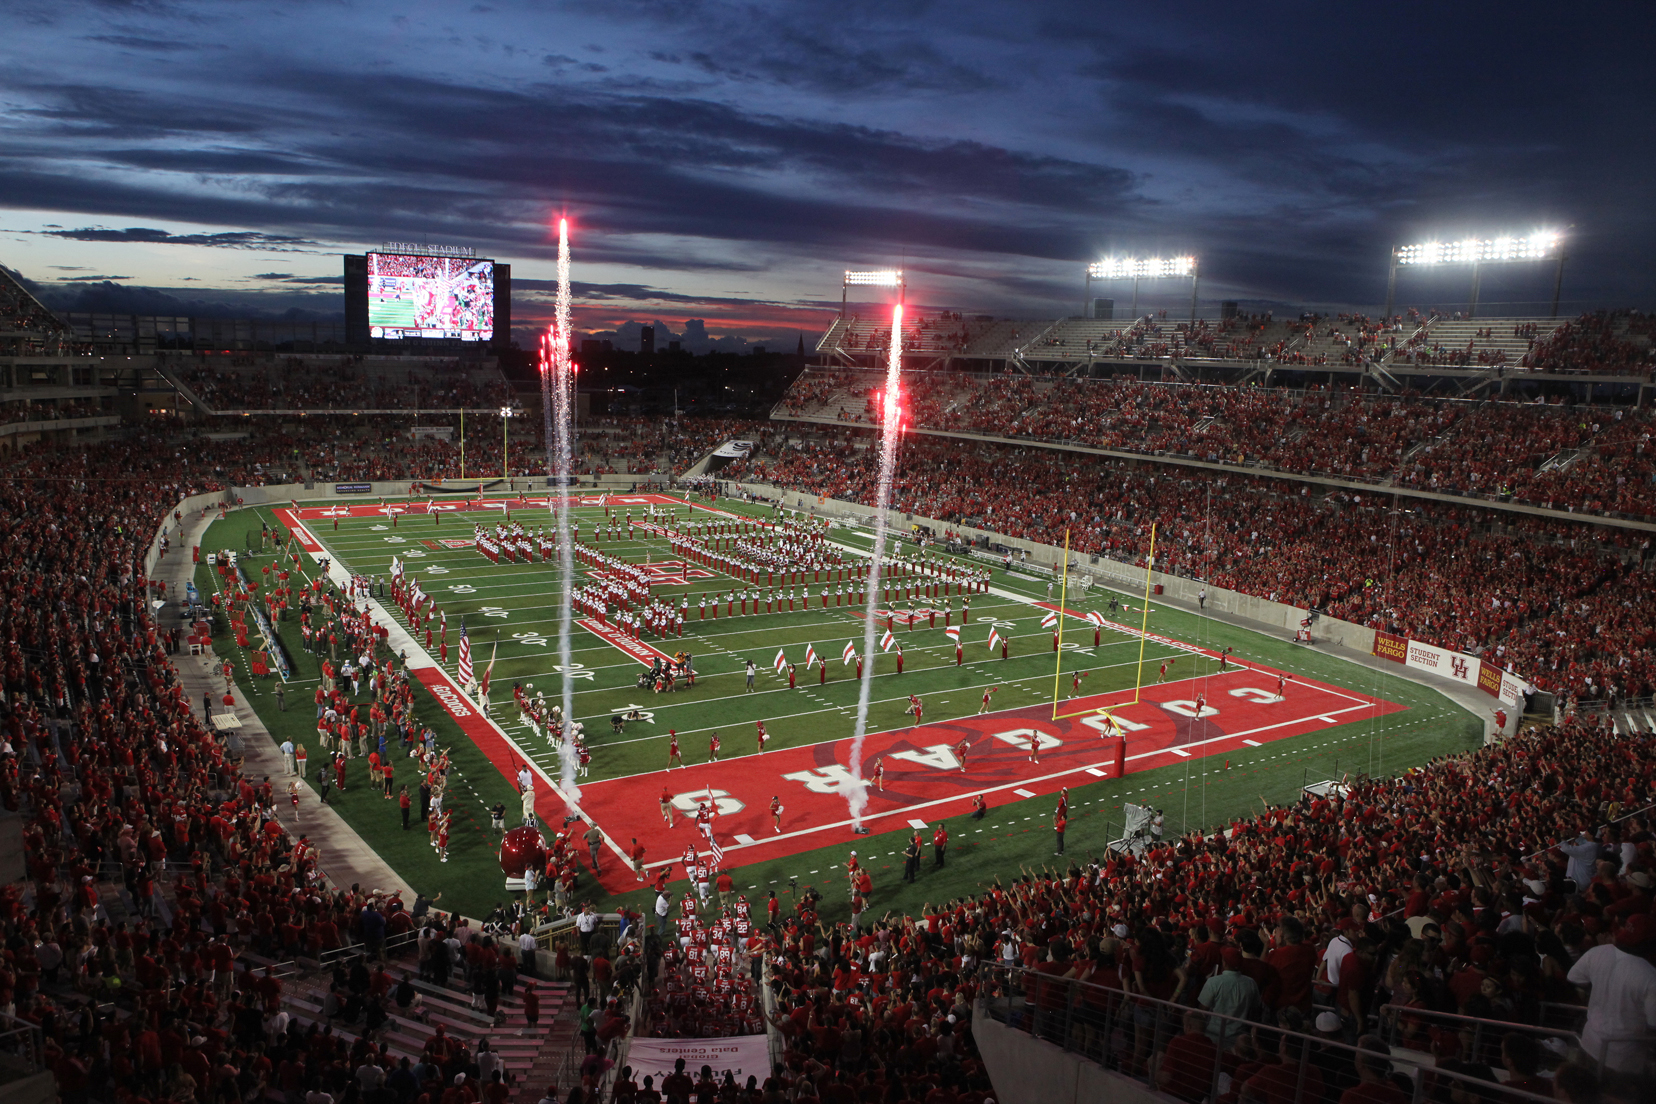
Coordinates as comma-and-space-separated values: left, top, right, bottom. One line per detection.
578, 616, 678, 666
574, 664, 1404, 894
285, 492, 723, 521
409, 666, 598, 839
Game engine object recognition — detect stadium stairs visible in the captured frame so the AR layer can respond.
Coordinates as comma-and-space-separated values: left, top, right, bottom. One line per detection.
262, 950, 575, 1103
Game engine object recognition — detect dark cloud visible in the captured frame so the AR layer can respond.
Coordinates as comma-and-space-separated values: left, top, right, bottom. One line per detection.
0, 0, 1650, 316
34, 226, 320, 250
84, 35, 197, 52
61, 273, 130, 281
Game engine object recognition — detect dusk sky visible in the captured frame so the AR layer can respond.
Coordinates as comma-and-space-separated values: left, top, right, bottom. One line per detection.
2, 1, 1651, 348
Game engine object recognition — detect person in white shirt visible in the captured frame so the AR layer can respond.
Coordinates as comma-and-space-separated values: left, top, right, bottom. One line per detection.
1566, 914, 1656, 1072
1321, 926, 1356, 987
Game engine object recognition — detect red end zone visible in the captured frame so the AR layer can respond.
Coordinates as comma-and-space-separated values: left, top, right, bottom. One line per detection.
573, 665, 1404, 893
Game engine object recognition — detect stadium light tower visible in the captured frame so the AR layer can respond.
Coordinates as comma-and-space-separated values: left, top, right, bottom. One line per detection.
842, 269, 905, 314
1085, 256, 1199, 322
1383, 230, 1565, 321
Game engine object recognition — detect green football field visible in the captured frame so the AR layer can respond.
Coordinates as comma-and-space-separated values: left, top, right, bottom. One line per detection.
196, 491, 1481, 924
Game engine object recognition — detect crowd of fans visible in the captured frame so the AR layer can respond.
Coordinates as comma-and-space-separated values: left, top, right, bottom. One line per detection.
752, 718, 1652, 1104
0, 398, 109, 425
1521, 313, 1655, 376
779, 368, 1656, 521
173, 356, 514, 412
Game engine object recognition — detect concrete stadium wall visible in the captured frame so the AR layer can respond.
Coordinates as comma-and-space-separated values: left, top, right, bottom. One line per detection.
973, 1004, 1162, 1104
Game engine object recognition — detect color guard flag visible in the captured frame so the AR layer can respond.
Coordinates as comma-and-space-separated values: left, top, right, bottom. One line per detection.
457, 629, 473, 685
479, 637, 498, 696
842, 641, 857, 666
1087, 611, 1105, 626
987, 627, 1002, 651
944, 625, 960, 642
1041, 610, 1059, 628
880, 629, 896, 652
804, 644, 820, 669
773, 648, 788, 674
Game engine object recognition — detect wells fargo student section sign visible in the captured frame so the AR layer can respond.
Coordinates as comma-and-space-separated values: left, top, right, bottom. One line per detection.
1373, 631, 1529, 706
624, 1036, 770, 1087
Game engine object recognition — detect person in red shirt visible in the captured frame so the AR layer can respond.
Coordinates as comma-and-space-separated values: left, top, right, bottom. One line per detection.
666, 730, 682, 770
1335, 938, 1377, 1033
955, 735, 971, 770
1265, 916, 1318, 1015
659, 786, 675, 826
1243, 1033, 1324, 1104
932, 824, 949, 868
708, 731, 721, 763
630, 838, 647, 882
770, 796, 784, 834
1153, 1009, 1218, 1103
1339, 1040, 1407, 1104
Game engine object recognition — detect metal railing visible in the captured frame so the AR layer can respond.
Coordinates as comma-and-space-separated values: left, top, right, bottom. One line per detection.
1374, 1002, 1579, 1067
975, 964, 1573, 1104
0, 1012, 42, 1074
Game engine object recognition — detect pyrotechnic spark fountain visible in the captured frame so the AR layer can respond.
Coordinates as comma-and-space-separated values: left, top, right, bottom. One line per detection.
846, 302, 905, 831
539, 217, 580, 804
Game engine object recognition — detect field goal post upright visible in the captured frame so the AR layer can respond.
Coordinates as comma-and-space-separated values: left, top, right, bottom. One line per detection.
1050, 529, 1071, 718
1050, 522, 1156, 724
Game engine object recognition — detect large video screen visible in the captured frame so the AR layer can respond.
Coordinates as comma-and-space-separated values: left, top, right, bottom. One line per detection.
367, 253, 495, 341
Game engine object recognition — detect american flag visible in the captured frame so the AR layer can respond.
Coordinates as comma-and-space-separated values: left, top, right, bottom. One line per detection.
458, 629, 473, 685
700, 821, 724, 864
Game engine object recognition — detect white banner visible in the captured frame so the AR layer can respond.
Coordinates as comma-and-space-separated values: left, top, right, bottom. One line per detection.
1499, 669, 1530, 707
624, 1036, 770, 1087
1403, 640, 1479, 686
712, 440, 755, 459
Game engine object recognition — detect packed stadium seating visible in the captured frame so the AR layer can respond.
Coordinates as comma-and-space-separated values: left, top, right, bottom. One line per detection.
162, 354, 515, 413
774, 365, 1656, 522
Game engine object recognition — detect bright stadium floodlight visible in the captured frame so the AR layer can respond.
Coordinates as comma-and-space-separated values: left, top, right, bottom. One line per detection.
1384, 230, 1566, 320
1084, 256, 1200, 321
840, 269, 906, 315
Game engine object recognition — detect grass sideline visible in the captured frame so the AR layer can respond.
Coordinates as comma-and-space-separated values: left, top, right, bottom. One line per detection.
197, 492, 1481, 921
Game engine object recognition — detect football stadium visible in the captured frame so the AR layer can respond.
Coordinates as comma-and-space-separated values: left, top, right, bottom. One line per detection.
1, 9, 1653, 1104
